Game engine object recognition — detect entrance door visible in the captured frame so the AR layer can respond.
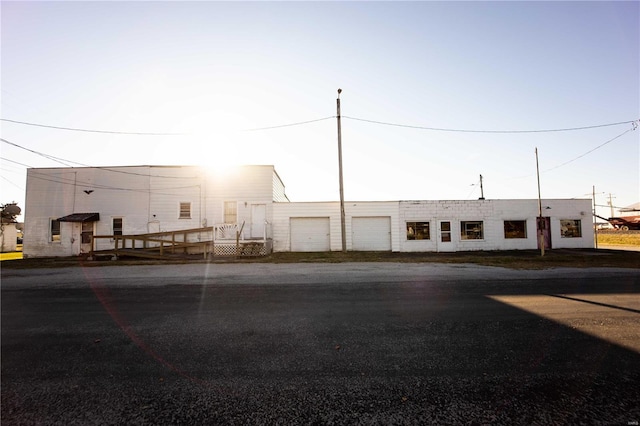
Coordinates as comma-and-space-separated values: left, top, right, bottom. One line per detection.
537, 217, 552, 250
438, 220, 454, 252
251, 204, 266, 239
80, 221, 94, 254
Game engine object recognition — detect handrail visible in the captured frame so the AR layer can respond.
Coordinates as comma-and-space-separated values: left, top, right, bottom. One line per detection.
90, 224, 270, 258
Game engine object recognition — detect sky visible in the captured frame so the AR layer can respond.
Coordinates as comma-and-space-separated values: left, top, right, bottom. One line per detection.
1, 1, 638, 221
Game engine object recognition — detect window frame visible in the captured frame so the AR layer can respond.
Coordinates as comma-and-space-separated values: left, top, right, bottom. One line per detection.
179, 202, 192, 219
224, 201, 237, 224
460, 220, 484, 240
50, 218, 61, 243
406, 221, 431, 240
112, 217, 123, 236
504, 220, 527, 239
560, 219, 582, 238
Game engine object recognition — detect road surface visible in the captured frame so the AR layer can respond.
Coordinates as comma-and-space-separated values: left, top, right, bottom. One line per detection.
2, 263, 639, 424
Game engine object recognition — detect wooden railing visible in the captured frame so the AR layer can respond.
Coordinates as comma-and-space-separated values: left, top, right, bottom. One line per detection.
90, 223, 271, 259
92, 227, 215, 259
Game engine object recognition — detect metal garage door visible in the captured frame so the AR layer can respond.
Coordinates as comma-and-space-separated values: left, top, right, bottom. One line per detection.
352, 216, 391, 251
290, 217, 330, 252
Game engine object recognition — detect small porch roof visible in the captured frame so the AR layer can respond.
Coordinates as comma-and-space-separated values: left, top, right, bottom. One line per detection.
57, 213, 100, 222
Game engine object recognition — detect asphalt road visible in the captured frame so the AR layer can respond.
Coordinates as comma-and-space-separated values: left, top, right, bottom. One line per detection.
2, 263, 640, 425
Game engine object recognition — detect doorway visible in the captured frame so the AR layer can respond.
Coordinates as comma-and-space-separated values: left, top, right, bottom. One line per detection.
438, 220, 454, 252
537, 217, 552, 250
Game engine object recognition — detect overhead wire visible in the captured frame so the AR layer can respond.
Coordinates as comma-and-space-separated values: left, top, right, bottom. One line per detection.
341, 116, 638, 134
0, 118, 184, 136
1, 138, 200, 179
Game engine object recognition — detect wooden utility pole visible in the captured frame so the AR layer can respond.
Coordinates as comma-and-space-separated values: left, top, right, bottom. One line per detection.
336, 89, 347, 252
535, 148, 544, 257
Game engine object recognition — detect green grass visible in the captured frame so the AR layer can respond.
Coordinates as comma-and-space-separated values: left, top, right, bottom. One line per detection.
4, 248, 638, 270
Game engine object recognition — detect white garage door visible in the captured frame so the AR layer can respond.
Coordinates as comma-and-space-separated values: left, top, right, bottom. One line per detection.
290, 217, 330, 252
352, 216, 391, 251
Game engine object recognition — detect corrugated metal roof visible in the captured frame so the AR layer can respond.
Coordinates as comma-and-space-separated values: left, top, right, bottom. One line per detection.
57, 213, 100, 222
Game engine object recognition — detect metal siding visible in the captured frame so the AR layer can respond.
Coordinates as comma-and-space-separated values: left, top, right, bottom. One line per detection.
352, 216, 391, 251
290, 217, 330, 252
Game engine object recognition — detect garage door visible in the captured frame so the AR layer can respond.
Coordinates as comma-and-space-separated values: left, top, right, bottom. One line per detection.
290, 217, 330, 252
352, 216, 391, 251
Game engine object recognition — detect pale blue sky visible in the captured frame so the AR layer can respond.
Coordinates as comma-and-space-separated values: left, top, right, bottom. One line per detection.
1, 1, 638, 219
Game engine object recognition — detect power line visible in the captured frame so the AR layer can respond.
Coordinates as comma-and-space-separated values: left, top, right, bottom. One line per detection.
342, 116, 639, 134
543, 127, 636, 172
3, 115, 638, 135
1, 138, 200, 179
26, 170, 202, 196
244, 116, 335, 131
0, 118, 184, 136
1, 138, 75, 166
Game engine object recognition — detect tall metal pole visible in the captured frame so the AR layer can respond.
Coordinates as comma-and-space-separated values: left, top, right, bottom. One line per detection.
336, 89, 347, 252
535, 148, 545, 257
479, 174, 485, 200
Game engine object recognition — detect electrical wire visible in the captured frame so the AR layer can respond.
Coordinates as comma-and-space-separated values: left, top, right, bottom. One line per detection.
26, 170, 202, 196
342, 116, 638, 134
243, 116, 335, 131
1, 118, 184, 136
1, 138, 200, 179
543, 127, 636, 172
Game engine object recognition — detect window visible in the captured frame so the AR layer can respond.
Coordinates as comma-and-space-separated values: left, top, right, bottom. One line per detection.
224, 201, 237, 224
406, 222, 430, 240
504, 220, 527, 239
560, 219, 582, 238
50, 219, 61, 242
113, 218, 123, 236
179, 202, 191, 219
461, 221, 483, 240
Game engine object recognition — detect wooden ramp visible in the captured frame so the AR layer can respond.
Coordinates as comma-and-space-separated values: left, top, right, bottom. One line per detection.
90, 226, 270, 260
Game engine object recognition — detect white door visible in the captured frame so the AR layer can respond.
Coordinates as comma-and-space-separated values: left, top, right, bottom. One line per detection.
80, 221, 94, 254
352, 217, 391, 251
438, 220, 454, 252
290, 217, 330, 252
251, 204, 266, 239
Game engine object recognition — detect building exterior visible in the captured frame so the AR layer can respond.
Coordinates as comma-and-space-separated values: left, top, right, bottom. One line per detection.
23, 165, 288, 258
23, 164, 594, 257
272, 199, 593, 252
1, 220, 18, 253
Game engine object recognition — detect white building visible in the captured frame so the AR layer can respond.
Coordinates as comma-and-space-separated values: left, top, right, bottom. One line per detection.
272, 199, 593, 252
1, 220, 18, 253
23, 165, 594, 257
23, 165, 288, 258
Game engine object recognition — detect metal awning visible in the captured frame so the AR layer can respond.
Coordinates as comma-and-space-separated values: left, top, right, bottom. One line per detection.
57, 213, 100, 222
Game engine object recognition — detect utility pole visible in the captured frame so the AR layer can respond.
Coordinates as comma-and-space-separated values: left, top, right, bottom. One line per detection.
535, 148, 544, 257
593, 185, 598, 249
336, 89, 347, 252
608, 193, 616, 218
478, 174, 485, 200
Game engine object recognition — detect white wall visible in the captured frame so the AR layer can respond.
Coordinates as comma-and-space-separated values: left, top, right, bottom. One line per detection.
0, 223, 17, 252
24, 165, 282, 257
272, 201, 399, 252
397, 199, 593, 252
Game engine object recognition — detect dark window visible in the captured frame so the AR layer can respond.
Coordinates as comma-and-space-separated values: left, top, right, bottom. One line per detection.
113, 218, 123, 235
461, 221, 483, 240
406, 222, 430, 240
504, 220, 527, 239
50, 219, 61, 242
